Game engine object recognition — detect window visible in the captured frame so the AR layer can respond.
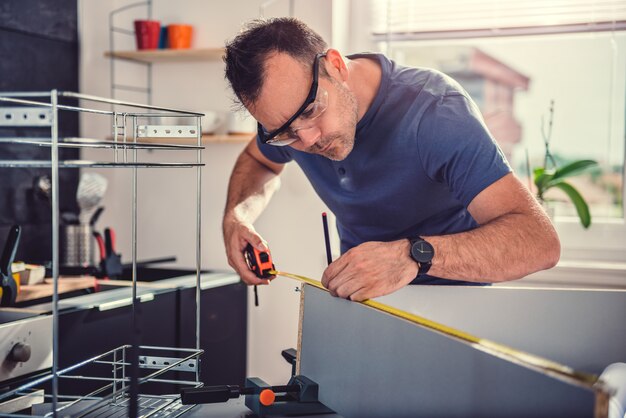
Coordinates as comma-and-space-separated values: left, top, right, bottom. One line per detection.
369, 0, 626, 263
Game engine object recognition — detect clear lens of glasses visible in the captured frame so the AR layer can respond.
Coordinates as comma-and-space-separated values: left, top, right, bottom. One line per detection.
266, 87, 328, 146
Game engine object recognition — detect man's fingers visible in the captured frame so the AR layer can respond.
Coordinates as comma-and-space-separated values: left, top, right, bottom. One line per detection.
348, 288, 370, 302
321, 255, 349, 288
334, 280, 365, 300
241, 273, 270, 286
233, 250, 269, 285
239, 229, 268, 251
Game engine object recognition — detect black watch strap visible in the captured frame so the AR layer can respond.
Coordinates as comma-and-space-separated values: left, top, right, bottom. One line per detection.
418, 259, 432, 276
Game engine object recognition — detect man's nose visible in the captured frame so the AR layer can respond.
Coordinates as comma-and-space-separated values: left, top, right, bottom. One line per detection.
296, 126, 321, 147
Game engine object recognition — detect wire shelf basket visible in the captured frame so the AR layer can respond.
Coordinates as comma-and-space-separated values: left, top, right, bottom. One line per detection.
3, 345, 203, 418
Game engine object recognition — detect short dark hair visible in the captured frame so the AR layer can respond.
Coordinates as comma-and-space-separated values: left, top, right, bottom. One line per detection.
224, 17, 328, 107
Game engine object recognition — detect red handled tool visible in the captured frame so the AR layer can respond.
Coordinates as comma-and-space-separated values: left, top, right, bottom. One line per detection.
244, 243, 275, 307
93, 231, 106, 287
103, 227, 122, 279
1, 225, 21, 307
93, 231, 106, 264
93, 228, 122, 280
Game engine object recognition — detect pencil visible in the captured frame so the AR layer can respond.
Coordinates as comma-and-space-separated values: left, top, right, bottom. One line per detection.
322, 212, 332, 265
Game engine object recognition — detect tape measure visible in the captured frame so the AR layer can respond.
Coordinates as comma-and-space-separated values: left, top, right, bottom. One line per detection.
244, 243, 276, 307
243, 243, 275, 279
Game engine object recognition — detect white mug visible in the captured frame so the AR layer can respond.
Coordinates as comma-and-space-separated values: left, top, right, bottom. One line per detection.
200, 110, 224, 134
227, 110, 256, 134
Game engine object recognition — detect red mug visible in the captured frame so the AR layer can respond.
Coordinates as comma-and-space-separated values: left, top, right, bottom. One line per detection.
134, 20, 161, 50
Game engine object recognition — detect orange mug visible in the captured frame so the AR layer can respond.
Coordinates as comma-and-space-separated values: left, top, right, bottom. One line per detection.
134, 20, 161, 50
167, 24, 193, 49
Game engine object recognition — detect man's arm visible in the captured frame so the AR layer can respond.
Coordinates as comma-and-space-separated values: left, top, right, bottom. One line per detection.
223, 139, 284, 285
425, 172, 560, 281
322, 173, 560, 301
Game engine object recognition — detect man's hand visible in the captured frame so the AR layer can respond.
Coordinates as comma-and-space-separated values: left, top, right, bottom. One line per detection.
223, 216, 273, 286
221, 140, 284, 286
321, 240, 418, 302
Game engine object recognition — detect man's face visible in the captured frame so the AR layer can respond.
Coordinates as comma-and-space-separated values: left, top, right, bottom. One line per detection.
250, 52, 358, 161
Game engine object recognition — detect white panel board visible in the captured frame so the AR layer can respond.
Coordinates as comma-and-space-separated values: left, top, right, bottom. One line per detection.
376, 285, 626, 374
299, 285, 604, 418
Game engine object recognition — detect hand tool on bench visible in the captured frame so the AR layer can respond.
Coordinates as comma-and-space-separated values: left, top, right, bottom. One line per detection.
93, 227, 122, 280
1, 225, 22, 306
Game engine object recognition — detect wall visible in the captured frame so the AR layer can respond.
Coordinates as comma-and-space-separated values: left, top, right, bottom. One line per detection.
78, 0, 345, 385
0, 0, 80, 263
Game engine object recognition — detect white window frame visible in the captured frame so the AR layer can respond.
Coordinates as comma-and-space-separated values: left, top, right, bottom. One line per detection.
367, 0, 626, 279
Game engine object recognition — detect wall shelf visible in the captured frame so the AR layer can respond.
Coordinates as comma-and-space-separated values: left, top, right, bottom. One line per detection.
104, 48, 225, 63
202, 134, 252, 143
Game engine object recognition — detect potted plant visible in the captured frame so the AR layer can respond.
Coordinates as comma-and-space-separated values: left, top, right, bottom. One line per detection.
533, 101, 598, 228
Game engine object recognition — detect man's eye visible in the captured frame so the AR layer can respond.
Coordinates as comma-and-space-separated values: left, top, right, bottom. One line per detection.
300, 104, 317, 119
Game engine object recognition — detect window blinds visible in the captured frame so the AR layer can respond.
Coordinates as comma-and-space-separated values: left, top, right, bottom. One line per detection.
370, 0, 626, 40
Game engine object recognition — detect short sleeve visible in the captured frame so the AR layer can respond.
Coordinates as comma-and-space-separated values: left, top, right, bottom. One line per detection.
256, 135, 294, 164
417, 93, 512, 207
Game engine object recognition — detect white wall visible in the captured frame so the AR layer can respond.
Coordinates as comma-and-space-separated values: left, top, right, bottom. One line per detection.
78, 0, 339, 385
79, 0, 625, 391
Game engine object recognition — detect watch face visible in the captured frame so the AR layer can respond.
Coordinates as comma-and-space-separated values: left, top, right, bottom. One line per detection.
410, 239, 434, 263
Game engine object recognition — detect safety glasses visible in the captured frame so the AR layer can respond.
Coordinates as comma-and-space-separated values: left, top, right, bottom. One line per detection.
257, 53, 328, 146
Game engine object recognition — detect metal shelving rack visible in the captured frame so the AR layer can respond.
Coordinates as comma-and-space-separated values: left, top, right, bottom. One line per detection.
0, 90, 206, 417
109, 1, 154, 104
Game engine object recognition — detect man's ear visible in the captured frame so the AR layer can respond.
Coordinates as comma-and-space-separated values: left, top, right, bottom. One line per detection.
324, 49, 348, 81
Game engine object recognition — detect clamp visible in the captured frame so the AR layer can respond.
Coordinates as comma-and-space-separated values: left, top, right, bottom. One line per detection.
180, 375, 334, 417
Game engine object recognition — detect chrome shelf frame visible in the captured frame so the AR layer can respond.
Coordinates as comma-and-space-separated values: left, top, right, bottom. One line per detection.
0, 91, 205, 167
0, 90, 205, 417
0, 137, 204, 150
0, 160, 204, 168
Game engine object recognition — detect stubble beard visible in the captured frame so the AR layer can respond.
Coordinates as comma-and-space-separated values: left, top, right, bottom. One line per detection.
309, 85, 358, 161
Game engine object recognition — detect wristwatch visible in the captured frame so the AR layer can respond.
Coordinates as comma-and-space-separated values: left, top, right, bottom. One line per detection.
408, 237, 434, 276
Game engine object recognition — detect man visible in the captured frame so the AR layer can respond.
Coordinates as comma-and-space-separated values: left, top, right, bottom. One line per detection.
222, 17, 560, 302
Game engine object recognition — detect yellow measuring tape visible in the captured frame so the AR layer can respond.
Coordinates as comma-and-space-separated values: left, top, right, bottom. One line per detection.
269, 269, 600, 388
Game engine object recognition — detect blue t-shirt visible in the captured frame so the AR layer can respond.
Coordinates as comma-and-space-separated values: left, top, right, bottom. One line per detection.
258, 53, 511, 271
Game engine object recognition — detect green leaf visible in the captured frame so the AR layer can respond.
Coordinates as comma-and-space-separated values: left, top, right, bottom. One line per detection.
533, 167, 554, 198
552, 182, 591, 228
548, 160, 597, 186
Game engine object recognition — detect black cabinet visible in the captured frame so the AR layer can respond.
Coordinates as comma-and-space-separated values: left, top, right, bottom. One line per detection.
178, 283, 247, 386
53, 279, 246, 395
